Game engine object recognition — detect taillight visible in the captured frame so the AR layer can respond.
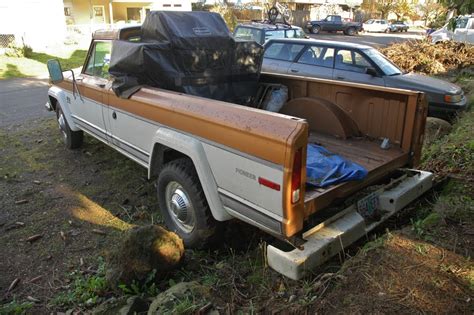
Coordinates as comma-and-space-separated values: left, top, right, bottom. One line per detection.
291, 147, 302, 204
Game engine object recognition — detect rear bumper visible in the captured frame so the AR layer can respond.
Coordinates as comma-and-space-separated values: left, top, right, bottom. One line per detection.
267, 170, 433, 280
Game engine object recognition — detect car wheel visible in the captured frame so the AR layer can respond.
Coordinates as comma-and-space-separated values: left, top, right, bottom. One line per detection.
384, 28, 389, 33
56, 104, 83, 149
312, 25, 321, 34
346, 27, 356, 36
157, 158, 219, 248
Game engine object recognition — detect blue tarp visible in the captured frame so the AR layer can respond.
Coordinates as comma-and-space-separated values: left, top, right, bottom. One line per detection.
306, 144, 368, 188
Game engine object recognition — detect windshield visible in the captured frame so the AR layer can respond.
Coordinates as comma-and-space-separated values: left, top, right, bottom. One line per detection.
234, 27, 262, 43
363, 48, 402, 76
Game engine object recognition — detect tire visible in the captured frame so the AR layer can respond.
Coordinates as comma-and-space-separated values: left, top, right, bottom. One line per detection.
157, 158, 219, 248
346, 27, 356, 36
311, 25, 321, 34
384, 28, 389, 33
56, 104, 83, 149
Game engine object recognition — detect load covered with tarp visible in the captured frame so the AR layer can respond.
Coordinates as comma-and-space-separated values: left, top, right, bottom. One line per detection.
306, 144, 368, 187
109, 11, 263, 104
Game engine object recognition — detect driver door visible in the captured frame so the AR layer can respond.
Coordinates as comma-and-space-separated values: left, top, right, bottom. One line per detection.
73, 41, 112, 143
333, 49, 384, 86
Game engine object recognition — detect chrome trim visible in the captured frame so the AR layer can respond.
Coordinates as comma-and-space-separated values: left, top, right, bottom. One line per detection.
218, 191, 282, 235
218, 188, 283, 221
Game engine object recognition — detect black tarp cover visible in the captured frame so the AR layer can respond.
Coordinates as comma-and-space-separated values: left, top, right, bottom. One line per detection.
109, 11, 263, 103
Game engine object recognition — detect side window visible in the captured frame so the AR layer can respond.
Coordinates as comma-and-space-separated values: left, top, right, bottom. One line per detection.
264, 43, 304, 62
85, 41, 112, 78
335, 50, 371, 73
234, 27, 261, 42
265, 30, 286, 41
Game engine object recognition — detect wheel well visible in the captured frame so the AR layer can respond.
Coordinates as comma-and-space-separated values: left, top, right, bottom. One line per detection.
149, 143, 189, 179
49, 96, 58, 111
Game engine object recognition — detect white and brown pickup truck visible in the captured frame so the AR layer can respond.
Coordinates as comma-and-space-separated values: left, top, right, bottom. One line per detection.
46, 27, 432, 280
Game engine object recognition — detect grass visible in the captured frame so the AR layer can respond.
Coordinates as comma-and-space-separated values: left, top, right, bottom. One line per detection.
51, 257, 108, 308
0, 300, 33, 315
0, 49, 87, 79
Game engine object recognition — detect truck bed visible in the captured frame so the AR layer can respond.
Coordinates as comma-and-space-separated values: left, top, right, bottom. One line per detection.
304, 132, 409, 214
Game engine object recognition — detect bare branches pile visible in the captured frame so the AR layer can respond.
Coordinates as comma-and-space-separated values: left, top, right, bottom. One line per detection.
379, 40, 474, 75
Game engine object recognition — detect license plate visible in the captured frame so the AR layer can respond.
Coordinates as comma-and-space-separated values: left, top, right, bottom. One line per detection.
357, 192, 380, 217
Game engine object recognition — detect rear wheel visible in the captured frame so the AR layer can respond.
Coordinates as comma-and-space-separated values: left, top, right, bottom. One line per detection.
56, 104, 83, 149
156, 158, 219, 248
311, 25, 321, 34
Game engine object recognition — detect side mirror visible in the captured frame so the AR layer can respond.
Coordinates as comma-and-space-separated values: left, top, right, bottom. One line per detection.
366, 67, 378, 76
47, 59, 64, 84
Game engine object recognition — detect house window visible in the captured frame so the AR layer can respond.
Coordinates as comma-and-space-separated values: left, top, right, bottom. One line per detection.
174, 4, 182, 7
163, 4, 171, 7
93, 6, 104, 17
64, 7, 72, 16
127, 8, 141, 21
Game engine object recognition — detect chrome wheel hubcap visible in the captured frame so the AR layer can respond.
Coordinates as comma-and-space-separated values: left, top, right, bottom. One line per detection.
165, 181, 195, 233
58, 113, 67, 142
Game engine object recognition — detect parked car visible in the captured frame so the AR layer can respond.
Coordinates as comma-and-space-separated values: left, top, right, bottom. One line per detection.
306, 15, 363, 35
391, 21, 409, 32
430, 15, 474, 44
363, 19, 393, 33
233, 22, 306, 45
262, 38, 467, 119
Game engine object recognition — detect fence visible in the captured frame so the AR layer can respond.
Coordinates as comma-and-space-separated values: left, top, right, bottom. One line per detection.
0, 34, 15, 48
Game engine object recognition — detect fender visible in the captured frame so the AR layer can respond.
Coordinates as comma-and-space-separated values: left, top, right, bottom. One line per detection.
47, 86, 81, 132
148, 127, 232, 222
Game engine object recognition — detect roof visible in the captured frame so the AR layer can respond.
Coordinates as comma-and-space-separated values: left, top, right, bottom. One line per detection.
93, 26, 141, 40
236, 22, 302, 30
264, 38, 373, 50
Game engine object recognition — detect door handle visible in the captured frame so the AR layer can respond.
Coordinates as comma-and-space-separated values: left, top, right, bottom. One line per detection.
96, 83, 105, 88
112, 112, 117, 120
290, 69, 299, 73
336, 76, 345, 80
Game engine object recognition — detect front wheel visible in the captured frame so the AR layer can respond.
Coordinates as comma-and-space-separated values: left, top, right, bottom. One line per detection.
56, 104, 83, 149
156, 158, 219, 248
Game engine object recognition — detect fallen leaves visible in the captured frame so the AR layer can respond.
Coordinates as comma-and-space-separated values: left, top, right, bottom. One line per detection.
379, 40, 474, 75
26, 234, 43, 243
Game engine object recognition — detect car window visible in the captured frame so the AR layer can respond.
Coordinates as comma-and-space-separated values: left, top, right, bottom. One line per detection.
234, 27, 262, 42
471, 19, 474, 29
286, 29, 306, 39
264, 42, 304, 62
366, 20, 374, 24
297, 46, 335, 68
335, 49, 371, 73
456, 18, 469, 29
381, 20, 387, 24
363, 48, 401, 76
85, 41, 111, 79
265, 30, 286, 41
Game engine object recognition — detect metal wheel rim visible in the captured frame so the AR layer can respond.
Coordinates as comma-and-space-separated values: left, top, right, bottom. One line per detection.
58, 112, 68, 143
165, 181, 196, 233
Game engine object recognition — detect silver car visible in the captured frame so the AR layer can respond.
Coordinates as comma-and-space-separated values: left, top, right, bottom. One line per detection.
262, 38, 467, 119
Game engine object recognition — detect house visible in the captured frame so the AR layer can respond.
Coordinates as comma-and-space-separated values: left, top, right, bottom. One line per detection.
0, 0, 192, 52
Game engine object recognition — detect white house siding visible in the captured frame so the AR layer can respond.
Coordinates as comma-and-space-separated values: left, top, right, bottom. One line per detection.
0, 0, 66, 50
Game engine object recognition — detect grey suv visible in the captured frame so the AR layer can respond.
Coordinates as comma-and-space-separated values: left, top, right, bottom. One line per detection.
262, 38, 467, 119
